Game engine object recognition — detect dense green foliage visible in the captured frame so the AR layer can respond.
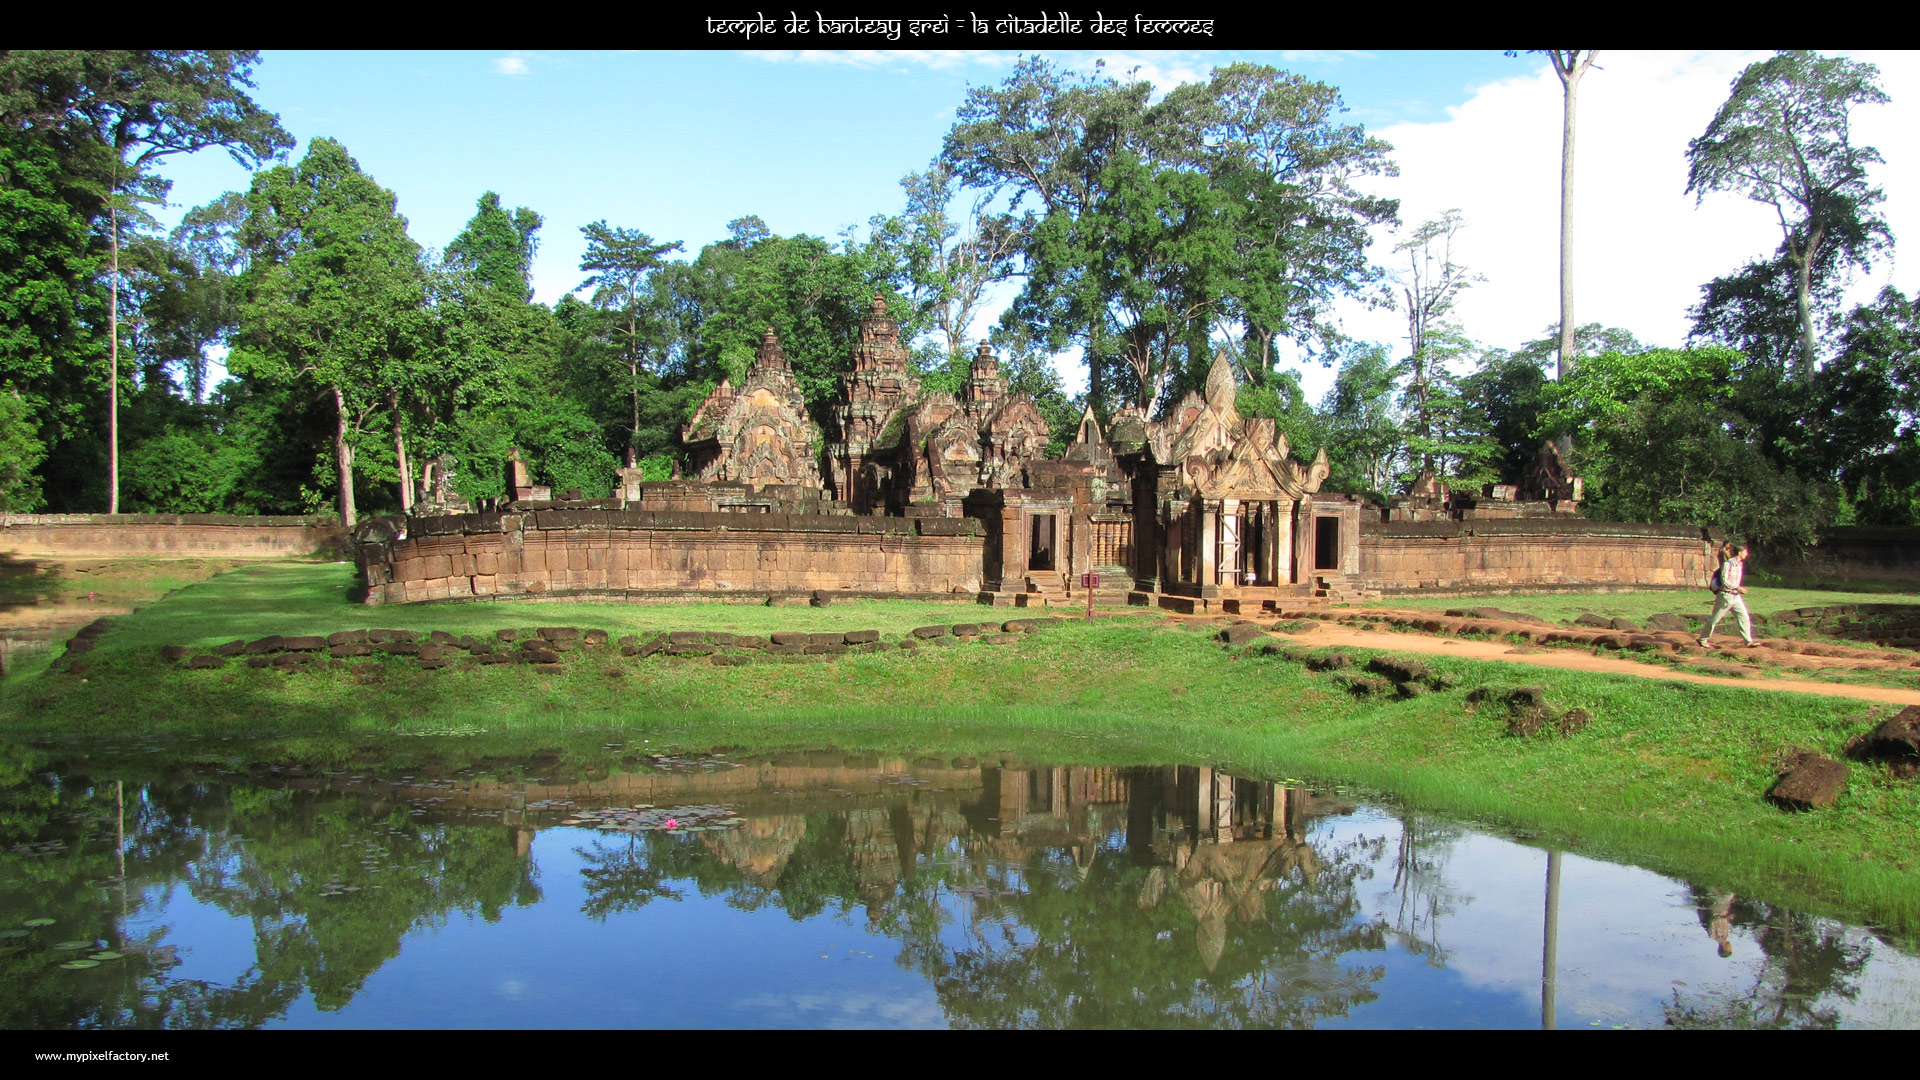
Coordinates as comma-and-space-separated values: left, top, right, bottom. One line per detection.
0, 49, 1913, 546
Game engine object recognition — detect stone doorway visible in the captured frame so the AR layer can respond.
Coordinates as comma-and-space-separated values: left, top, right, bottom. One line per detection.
1315, 516, 1341, 571
1029, 514, 1057, 572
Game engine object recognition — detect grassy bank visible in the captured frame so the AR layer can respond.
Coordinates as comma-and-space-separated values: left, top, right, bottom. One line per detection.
4, 561, 1918, 939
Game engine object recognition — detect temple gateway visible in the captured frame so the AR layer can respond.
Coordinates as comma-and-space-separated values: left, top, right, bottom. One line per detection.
359, 296, 1711, 608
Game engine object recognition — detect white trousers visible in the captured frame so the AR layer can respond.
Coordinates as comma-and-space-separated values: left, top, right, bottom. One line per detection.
1705, 590, 1752, 642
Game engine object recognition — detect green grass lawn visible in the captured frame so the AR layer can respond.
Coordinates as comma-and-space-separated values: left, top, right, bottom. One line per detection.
4, 560, 1918, 939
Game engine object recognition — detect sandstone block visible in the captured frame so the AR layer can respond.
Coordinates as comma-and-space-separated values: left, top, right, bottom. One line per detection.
1768, 757, 1848, 810
330, 643, 372, 658
804, 643, 847, 656
1219, 623, 1265, 646
843, 630, 879, 644
583, 629, 609, 646
245, 635, 286, 655
370, 629, 419, 643
328, 630, 369, 646
807, 632, 841, 646
539, 626, 582, 641
160, 645, 190, 661
911, 625, 949, 639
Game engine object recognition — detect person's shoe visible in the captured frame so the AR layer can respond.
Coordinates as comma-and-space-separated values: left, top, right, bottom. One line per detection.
1744, 640, 1761, 648
1697, 637, 1711, 647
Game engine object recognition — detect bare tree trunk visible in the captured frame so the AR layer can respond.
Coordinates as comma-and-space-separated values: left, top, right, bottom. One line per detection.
1793, 225, 1824, 383
628, 314, 640, 468
1555, 57, 1586, 383
390, 390, 412, 513
108, 205, 120, 514
1549, 51, 1598, 457
332, 384, 357, 529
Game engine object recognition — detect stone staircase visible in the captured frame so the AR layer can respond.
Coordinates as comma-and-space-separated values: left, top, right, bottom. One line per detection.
1018, 572, 1070, 607
1309, 571, 1379, 606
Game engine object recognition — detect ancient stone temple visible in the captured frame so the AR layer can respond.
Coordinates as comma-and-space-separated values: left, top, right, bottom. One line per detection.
358, 295, 1713, 608
681, 326, 824, 492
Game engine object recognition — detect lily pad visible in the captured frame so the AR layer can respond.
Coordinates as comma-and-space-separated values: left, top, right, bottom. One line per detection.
53, 940, 97, 950
0, 929, 29, 939
59, 959, 101, 970
89, 951, 125, 961
22, 918, 55, 928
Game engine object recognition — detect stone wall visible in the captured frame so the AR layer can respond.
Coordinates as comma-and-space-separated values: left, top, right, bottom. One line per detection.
359, 508, 986, 605
0, 513, 346, 559
1359, 518, 1715, 593
1768, 526, 1920, 586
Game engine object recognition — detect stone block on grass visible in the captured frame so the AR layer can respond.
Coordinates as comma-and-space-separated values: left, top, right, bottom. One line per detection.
911, 625, 949, 639
330, 643, 372, 658
159, 645, 189, 662
1767, 756, 1848, 810
328, 629, 369, 646
369, 629, 418, 643
245, 635, 286, 655
843, 630, 880, 644
1219, 623, 1265, 647
283, 636, 326, 652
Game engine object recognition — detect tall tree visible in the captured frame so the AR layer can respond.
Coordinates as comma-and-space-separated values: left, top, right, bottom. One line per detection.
1, 51, 292, 512
230, 138, 428, 528
1164, 63, 1398, 385
577, 222, 682, 467
943, 56, 1152, 414
866, 161, 1021, 361
1523, 51, 1600, 386
1686, 51, 1891, 382
445, 192, 541, 302
1395, 211, 1481, 473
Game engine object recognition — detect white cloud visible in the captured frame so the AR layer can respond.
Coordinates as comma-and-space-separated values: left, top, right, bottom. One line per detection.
1305, 49, 1916, 405
491, 55, 531, 77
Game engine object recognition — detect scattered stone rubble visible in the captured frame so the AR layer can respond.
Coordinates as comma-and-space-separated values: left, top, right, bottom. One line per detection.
156, 617, 1069, 674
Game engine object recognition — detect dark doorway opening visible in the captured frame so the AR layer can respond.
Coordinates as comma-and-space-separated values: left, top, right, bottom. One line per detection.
1029, 514, 1056, 571
1314, 516, 1340, 571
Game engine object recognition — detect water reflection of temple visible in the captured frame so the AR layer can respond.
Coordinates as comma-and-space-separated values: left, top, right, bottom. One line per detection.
351, 757, 1349, 970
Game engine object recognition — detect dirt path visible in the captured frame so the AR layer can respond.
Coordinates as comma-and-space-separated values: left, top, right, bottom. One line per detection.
1266, 623, 1920, 706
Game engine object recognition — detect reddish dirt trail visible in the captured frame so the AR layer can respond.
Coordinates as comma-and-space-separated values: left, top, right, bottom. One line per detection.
1266, 623, 1920, 706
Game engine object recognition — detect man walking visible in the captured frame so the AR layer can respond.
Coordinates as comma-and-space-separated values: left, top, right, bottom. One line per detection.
1700, 542, 1757, 648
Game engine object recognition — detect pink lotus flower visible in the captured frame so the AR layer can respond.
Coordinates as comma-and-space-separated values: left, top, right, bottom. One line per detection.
664, 818, 678, 829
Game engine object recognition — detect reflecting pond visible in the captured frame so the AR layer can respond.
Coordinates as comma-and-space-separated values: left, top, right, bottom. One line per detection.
2, 739, 1916, 1029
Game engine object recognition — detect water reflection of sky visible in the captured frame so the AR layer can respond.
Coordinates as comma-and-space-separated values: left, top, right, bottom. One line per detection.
8, 757, 1919, 1030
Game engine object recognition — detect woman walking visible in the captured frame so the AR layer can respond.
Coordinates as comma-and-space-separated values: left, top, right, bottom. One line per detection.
1700, 542, 1757, 648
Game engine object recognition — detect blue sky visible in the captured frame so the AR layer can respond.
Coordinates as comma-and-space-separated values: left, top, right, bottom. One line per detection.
155, 50, 1918, 400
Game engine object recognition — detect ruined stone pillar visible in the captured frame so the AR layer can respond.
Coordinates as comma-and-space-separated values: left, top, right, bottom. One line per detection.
1275, 498, 1295, 585
1292, 500, 1312, 583
1199, 500, 1220, 595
